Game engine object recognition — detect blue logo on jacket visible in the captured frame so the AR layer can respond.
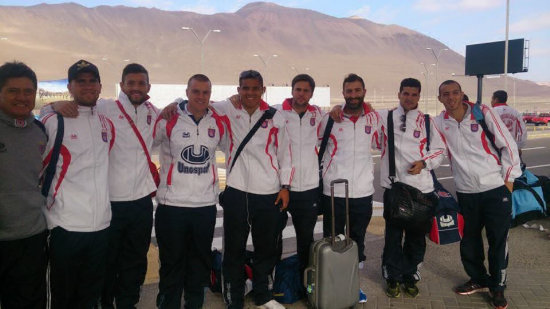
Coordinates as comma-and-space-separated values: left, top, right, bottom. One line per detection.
178, 145, 211, 175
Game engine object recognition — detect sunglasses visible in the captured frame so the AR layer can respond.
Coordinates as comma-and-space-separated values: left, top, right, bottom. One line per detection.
400, 114, 406, 132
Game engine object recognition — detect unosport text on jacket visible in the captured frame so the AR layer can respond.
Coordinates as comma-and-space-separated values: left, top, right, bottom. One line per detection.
0, 110, 47, 241
275, 99, 324, 192
96, 93, 159, 201
318, 103, 382, 198
153, 102, 227, 207
211, 100, 293, 195
378, 106, 446, 193
434, 102, 522, 193
41, 106, 115, 232
492, 103, 527, 149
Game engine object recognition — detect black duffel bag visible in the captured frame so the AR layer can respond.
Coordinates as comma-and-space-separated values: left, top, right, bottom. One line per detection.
385, 181, 436, 230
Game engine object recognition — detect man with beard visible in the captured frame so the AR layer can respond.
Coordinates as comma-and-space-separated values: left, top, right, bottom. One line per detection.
0, 61, 48, 308
317, 73, 382, 303
435, 80, 520, 309
41, 60, 115, 308
43, 63, 159, 308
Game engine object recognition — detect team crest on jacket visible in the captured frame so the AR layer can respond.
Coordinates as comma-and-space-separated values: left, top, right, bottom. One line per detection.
208, 128, 215, 138
147, 114, 152, 125
118, 115, 124, 119
365, 125, 371, 134
261, 120, 268, 128
102, 131, 108, 143
413, 130, 420, 138
471, 123, 479, 132
310, 118, 316, 126
14, 119, 26, 127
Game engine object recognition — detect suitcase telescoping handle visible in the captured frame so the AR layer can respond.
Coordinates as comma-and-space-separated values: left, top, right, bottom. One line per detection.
330, 179, 350, 247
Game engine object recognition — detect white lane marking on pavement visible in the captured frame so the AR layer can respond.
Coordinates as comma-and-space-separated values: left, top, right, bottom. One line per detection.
523, 146, 546, 151
211, 201, 384, 249
527, 163, 550, 169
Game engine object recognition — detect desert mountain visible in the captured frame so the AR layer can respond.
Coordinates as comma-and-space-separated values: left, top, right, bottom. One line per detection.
0, 2, 548, 106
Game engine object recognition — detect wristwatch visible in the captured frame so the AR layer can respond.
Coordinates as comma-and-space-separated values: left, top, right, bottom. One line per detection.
281, 185, 290, 190
421, 160, 427, 168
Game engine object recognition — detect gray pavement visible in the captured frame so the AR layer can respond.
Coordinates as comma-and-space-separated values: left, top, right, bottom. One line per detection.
136, 216, 550, 309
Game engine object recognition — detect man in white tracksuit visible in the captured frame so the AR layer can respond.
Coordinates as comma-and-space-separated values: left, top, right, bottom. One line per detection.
41, 60, 115, 308
154, 74, 227, 309
491, 90, 527, 157
44, 63, 160, 308
377, 78, 446, 298
318, 73, 382, 303
273, 74, 323, 286
435, 80, 521, 309
214, 70, 293, 309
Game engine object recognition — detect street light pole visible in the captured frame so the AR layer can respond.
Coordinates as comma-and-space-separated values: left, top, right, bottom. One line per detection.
426, 47, 448, 114
420, 62, 434, 113
181, 27, 221, 73
253, 54, 278, 102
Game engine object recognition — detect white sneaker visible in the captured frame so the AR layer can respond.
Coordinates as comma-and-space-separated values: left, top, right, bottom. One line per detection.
358, 261, 365, 270
257, 299, 286, 309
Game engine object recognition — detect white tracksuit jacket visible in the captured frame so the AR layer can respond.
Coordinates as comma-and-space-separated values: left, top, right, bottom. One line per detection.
318, 102, 382, 198
40, 92, 160, 201
211, 100, 293, 195
41, 106, 115, 232
96, 93, 159, 201
492, 103, 527, 149
377, 106, 446, 193
153, 102, 227, 207
434, 102, 522, 193
275, 99, 324, 192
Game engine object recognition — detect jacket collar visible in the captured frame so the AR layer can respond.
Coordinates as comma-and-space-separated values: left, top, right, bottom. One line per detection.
0, 109, 35, 128
282, 98, 316, 113
117, 91, 151, 111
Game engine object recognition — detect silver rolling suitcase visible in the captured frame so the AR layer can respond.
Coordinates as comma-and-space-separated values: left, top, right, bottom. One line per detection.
304, 179, 359, 309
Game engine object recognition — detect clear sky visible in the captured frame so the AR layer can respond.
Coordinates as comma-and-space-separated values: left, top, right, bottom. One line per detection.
2, 0, 549, 82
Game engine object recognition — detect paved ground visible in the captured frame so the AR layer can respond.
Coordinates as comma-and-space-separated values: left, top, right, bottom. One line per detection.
136, 216, 550, 309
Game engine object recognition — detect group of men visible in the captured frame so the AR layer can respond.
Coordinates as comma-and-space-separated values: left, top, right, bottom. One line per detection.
0, 58, 524, 309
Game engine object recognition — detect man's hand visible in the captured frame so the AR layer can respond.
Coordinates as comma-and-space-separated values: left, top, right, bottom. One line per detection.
275, 188, 290, 211
408, 160, 425, 175
160, 102, 178, 120
229, 94, 241, 108
329, 105, 344, 123
505, 181, 514, 193
53, 101, 78, 118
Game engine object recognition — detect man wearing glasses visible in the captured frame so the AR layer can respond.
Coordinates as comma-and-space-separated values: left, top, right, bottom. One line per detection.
377, 78, 446, 298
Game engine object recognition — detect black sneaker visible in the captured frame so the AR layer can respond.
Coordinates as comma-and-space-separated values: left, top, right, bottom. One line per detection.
403, 281, 419, 298
490, 291, 508, 309
454, 280, 488, 295
385, 280, 400, 298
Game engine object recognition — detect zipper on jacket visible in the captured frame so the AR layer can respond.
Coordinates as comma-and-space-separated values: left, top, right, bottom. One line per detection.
299, 115, 302, 190
352, 121, 356, 197
133, 107, 139, 197
89, 113, 98, 228
246, 114, 252, 190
